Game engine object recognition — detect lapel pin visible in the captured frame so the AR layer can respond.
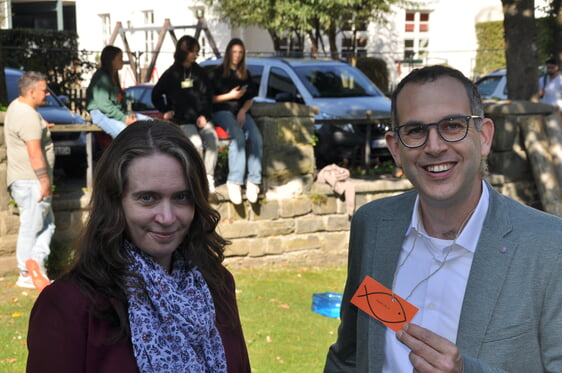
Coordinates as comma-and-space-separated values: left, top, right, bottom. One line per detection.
499, 246, 507, 254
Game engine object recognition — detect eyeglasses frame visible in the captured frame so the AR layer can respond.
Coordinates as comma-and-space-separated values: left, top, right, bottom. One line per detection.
394, 115, 482, 148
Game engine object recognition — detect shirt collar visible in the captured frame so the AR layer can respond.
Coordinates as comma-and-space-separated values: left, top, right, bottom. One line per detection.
406, 180, 490, 253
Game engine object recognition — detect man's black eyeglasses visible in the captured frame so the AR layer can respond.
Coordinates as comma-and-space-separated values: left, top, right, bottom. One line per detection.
394, 115, 482, 148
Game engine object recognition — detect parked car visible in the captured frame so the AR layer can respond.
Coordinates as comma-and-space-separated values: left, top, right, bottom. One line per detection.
475, 68, 507, 101
124, 84, 164, 119
4, 67, 87, 176
123, 84, 231, 143
200, 57, 392, 168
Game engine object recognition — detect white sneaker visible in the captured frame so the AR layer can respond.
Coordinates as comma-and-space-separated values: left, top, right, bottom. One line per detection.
16, 273, 35, 289
207, 174, 216, 193
227, 182, 242, 205
246, 181, 260, 203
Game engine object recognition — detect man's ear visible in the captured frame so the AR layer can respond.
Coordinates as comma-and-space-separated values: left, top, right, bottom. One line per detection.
479, 117, 494, 157
386, 130, 402, 168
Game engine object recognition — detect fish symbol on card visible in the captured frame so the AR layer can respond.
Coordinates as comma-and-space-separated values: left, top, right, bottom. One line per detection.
351, 275, 418, 332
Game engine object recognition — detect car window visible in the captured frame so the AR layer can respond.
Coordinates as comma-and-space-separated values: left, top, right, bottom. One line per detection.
293, 64, 383, 98
476, 76, 502, 97
127, 87, 155, 110
266, 67, 300, 100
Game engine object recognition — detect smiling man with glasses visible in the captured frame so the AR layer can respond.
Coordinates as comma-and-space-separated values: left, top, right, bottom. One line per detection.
325, 65, 562, 373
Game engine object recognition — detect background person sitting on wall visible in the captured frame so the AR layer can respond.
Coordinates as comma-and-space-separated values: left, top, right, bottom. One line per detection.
86, 45, 151, 139
208, 38, 263, 205
152, 35, 219, 193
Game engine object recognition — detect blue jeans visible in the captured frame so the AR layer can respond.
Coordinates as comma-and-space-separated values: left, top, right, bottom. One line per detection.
90, 110, 152, 138
9, 180, 55, 273
213, 110, 263, 185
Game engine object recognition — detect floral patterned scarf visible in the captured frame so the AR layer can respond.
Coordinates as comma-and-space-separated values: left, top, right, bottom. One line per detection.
124, 242, 227, 373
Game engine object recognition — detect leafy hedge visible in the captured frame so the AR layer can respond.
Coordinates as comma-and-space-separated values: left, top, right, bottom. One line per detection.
475, 18, 555, 77
0, 29, 95, 100
474, 21, 505, 76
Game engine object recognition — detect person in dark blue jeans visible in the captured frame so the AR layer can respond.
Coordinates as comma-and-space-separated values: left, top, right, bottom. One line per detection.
208, 38, 263, 204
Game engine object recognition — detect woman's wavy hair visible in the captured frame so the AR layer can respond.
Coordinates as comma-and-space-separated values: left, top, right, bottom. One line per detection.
70, 120, 230, 338
173, 35, 200, 65
100, 45, 122, 87
222, 38, 247, 80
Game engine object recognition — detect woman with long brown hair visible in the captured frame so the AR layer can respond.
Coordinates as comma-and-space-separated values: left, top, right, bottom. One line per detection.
26, 120, 251, 373
86, 46, 150, 138
208, 38, 263, 204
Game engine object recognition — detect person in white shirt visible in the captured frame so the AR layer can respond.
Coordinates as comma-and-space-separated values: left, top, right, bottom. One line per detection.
538, 58, 562, 111
325, 65, 562, 373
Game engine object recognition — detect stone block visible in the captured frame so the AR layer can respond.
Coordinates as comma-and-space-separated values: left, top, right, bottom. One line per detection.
279, 197, 312, 218
0, 213, 19, 235
249, 199, 280, 221
488, 150, 531, 182
0, 235, 17, 256
224, 239, 251, 257
282, 234, 321, 252
325, 215, 351, 232
265, 237, 284, 255
263, 144, 315, 178
260, 117, 315, 146
215, 201, 248, 221
256, 220, 295, 237
247, 238, 267, 258
318, 231, 350, 255
311, 194, 337, 215
0, 164, 9, 211
295, 216, 325, 234
218, 220, 259, 239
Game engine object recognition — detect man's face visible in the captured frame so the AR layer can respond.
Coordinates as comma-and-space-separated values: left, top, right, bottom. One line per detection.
385, 76, 494, 207
546, 63, 559, 77
30, 80, 49, 108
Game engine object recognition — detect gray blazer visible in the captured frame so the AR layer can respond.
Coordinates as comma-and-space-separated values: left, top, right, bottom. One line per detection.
325, 182, 562, 372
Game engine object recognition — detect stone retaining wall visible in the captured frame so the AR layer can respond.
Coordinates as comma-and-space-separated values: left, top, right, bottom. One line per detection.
0, 102, 557, 274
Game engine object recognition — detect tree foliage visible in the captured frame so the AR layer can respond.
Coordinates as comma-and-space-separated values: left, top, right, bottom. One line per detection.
203, 0, 403, 58
0, 29, 95, 100
474, 21, 506, 76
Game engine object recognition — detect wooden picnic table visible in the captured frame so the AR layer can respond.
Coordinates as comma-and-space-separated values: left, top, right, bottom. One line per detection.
50, 123, 102, 190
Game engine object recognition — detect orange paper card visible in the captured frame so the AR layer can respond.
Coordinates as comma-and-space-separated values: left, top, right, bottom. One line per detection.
351, 275, 418, 332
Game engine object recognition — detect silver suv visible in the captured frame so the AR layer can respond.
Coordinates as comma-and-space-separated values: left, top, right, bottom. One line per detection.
201, 57, 391, 167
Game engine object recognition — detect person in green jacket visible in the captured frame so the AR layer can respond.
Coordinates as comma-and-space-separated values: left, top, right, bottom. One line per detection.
86, 46, 149, 138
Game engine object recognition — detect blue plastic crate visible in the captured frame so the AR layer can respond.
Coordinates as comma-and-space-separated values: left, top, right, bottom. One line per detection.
312, 292, 342, 318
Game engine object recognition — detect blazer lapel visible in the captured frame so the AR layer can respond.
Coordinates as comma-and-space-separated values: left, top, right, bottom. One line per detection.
456, 185, 518, 356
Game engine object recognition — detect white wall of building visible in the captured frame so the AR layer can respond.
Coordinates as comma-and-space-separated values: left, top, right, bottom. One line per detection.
75, 0, 236, 86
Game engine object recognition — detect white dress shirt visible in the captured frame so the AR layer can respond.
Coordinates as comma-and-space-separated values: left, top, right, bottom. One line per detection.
382, 181, 489, 373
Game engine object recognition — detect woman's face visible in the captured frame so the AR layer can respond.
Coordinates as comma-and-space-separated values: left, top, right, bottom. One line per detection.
122, 152, 195, 271
112, 52, 124, 71
229, 44, 244, 68
183, 46, 199, 67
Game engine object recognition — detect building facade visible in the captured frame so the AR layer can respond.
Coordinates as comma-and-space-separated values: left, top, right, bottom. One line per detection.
1, 0, 550, 87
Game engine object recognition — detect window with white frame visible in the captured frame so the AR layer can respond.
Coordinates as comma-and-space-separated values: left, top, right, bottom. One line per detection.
99, 14, 111, 46
404, 10, 430, 62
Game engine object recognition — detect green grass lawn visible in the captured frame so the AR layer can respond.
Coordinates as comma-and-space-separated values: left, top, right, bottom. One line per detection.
0, 265, 346, 372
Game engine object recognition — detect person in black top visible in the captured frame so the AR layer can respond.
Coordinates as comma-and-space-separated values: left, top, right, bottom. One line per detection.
152, 35, 219, 193
208, 38, 263, 204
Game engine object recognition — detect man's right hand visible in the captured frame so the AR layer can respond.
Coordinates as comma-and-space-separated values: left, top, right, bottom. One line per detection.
37, 179, 52, 202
